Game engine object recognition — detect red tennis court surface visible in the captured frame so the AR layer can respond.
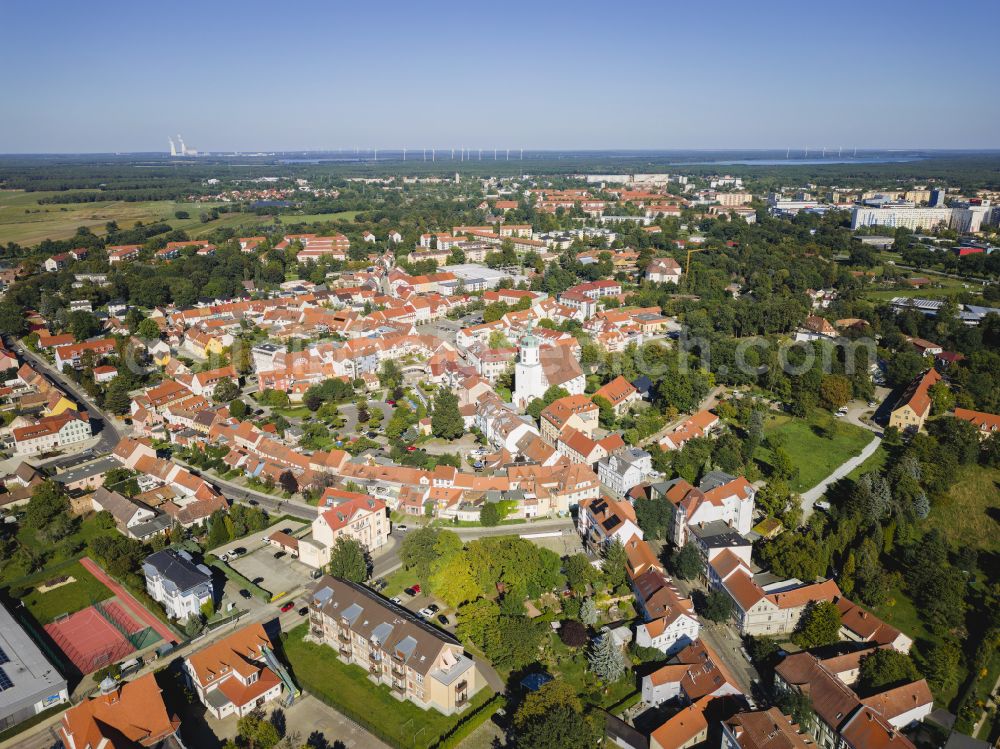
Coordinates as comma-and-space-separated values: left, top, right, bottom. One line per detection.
44, 606, 134, 675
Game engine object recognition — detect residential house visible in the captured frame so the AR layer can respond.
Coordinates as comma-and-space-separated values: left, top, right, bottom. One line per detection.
646, 257, 683, 285
709, 552, 842, 637
142, 549, 214, 622
651, 472, 755, 546
91, 487, 171, 540
304, 488, 389, 568
775, 651, 928, 749
539, 394, 599, 444
721, 707, 814, 748
183, 624, 283, 719
598, 448, 654, 496
577, 495, 643, 550
593, 376, 640, 416
13, 411, 91, 455
308, 576, 482, 714
641, 640, 743, 707
888, 369, 941, 433
953, 407, 1000, 439
59, 674, 180, 749
632, 567, 701, 655
649, 697, 711, 749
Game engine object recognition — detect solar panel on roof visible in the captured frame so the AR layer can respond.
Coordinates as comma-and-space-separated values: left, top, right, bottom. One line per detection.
0, 667, 13, 691
0, 646, 9, 665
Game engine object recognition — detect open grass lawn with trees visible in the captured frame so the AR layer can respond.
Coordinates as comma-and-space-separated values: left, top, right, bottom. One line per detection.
755, 412, 872, 492
924, 463, 1000, 552
281, 624, 493, 749
0, 189, 238, 245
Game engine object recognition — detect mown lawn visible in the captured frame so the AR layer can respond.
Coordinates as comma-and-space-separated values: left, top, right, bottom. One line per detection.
381, 567, 420, 596
755, 412, 872, 492
281, 624, 492, 749
18, 560, 112, 624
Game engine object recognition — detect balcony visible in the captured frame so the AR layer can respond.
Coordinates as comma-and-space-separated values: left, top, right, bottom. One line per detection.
455, 681, 467, 693
391, 666, 406, 679
392, 681, 406, 694
455, 694, 468, 707
337, 632, 351, 644
369, 662, 382, 675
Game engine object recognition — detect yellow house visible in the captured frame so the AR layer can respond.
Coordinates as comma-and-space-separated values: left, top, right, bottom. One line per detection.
43, 394, 78, 417
888, 368, 941, 433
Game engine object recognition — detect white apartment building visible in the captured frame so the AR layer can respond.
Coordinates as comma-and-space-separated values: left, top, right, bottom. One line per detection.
142, 549, 214, 622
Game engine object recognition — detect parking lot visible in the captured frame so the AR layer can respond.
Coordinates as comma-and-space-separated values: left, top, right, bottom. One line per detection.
213, 519, 314, 600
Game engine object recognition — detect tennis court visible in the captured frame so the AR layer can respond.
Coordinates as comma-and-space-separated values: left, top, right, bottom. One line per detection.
43, 598, 160, 675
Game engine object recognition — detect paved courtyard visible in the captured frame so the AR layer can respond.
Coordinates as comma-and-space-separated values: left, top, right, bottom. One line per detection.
230, 545, 315, 601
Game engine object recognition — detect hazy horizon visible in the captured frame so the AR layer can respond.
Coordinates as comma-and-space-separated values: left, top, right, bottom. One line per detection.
3, 0, 999, 153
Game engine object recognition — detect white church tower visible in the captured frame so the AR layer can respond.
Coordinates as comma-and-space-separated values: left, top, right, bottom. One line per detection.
514, 322, 545, 410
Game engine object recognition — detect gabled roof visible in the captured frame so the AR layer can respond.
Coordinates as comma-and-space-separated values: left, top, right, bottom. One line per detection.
59, 673, 179, 749
892, 368, 940, 418
186, 623, 273, 687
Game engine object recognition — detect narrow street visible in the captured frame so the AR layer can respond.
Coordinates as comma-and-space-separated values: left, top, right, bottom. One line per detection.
672, 577, 760, 698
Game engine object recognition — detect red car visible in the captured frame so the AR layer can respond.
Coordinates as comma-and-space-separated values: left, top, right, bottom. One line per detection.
406, 445, 417, 452
279, 601, 295, 612
386, 399, 396, 406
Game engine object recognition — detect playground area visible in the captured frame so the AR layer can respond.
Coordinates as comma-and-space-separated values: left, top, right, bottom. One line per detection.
44, 598, 161, 675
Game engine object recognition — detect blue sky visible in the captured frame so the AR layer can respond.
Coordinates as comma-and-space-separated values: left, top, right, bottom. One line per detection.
2, 0, 998, 153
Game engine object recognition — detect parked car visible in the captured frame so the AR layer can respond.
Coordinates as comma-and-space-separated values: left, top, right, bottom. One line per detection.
405, 445, 417, 452
298, 607, 309, 616
395, 524, 408, 532
367, 431, 379, 439
390, 596, 402, 605
418, 607, 434, 618
386, 399, 396, 405
404, 585, 421, 596
426, 603, 440, 614
437, 614, 449, 626
274, 551, 286, 559
238, 589, 252, 599
279, 601, 295, 612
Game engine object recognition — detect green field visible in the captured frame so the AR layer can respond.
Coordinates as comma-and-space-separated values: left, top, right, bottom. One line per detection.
0, 189, 226, 244
845, 443, 889, 482
279, 210, 359, 224
3, 514, 112, 584
282, 624, 493, 749
756, 412, 873, 492
18, 560, 112, 624
923, 463, 1000, 552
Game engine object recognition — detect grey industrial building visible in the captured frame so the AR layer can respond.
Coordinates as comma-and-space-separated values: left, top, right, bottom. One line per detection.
0, 602, 68, 732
